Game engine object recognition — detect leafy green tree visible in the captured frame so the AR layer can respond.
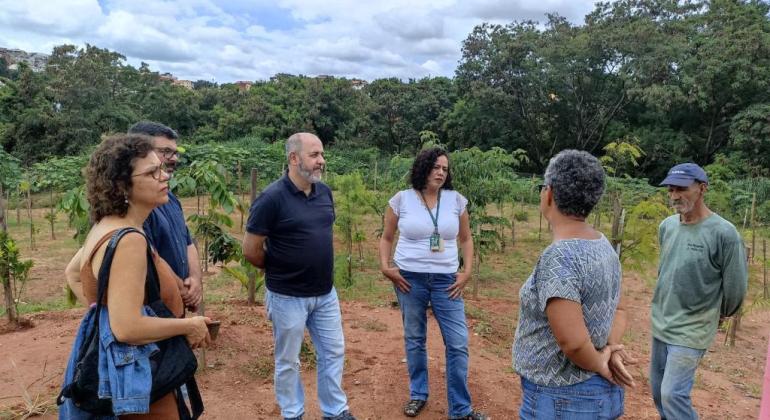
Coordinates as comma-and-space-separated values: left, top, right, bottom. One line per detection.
621, 197, 669, 270
450, 147, 519, 296
331, 172, 374, 287
177, 158, 243, 272
600, 139, 645, 178
730, 103, 770, 175
0, 231, 34, 324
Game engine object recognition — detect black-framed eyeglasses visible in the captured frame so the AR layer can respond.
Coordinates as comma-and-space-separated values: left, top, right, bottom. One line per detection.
132, 162, 168, 181
154, 147, 179, 159
537, 183, 549, 192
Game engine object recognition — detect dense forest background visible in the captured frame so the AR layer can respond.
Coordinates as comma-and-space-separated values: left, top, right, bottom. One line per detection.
1, 0, 769, 183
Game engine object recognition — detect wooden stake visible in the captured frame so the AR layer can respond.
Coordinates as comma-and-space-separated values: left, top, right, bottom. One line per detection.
26, 185, 34, 250
49, 188, 56, 240
373, 159, 378, 193
237, 162, 244, 232
0, 183, 5, 232
762, 239, 769, 299
538, 211, 543, 241
16, 187, 20, 224
247, 168, 258, 305
750, 193, 756, 262
610, 195, 623, 252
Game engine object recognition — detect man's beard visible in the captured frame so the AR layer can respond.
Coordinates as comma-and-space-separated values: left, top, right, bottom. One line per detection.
670, 199, 694, 214
298, 160, 323, 183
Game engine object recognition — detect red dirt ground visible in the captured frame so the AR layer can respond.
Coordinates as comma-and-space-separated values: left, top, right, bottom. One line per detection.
0, 282, 766, 419
0, 203, 767, 419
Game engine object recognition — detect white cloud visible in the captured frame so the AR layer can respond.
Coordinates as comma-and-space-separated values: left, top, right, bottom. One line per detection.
0, 0, 104, 36
421, 59, 442, 75
375, 10, 445, 41
0, 0, 600, 82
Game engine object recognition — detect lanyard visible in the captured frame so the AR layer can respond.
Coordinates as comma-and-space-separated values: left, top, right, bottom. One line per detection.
419, 189, 441, 234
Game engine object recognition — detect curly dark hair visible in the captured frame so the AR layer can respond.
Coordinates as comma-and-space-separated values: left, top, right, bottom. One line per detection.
409, 147, 454, 191
86, 134, 155, 222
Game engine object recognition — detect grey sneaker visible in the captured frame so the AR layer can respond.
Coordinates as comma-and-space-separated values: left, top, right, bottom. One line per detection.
450, 411, 489, 420
322, 410, 356, 420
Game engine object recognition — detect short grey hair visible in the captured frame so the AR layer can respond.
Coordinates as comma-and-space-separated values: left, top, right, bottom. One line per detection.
285, 133, 303, 160
544, 149, 605, 218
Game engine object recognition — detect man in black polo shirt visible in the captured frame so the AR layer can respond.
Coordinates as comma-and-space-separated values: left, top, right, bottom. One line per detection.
243, 133, 355, 420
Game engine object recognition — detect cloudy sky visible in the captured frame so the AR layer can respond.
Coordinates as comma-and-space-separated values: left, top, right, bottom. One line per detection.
0, 0, 598, 83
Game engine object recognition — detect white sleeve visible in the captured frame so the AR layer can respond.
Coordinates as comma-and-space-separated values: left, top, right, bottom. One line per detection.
388, 191, 402, 217
456, 191, 468, 215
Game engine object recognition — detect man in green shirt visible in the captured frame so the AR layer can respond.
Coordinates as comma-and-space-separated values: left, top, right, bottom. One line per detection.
651, 163, 748, 419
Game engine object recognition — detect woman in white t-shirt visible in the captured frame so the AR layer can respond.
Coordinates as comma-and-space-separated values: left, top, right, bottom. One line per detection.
379, 147, 486, 420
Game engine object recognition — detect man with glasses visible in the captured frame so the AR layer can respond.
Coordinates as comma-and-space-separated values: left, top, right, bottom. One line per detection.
65, 121, 202, 311
127, 121, 202, 311
651, 163, 747, 419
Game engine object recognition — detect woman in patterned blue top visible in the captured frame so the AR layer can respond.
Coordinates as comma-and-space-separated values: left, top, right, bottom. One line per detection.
512, 150, 636, 419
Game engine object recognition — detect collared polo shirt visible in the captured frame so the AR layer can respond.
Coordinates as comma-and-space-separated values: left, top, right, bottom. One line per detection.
246, 175, 335, 297
143, 192, 192, 279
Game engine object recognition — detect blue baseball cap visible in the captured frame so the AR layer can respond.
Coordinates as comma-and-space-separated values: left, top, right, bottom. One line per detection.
659, 163, 709, 187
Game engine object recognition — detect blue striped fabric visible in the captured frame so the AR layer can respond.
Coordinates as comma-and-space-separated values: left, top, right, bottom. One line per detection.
513, 235, 621, 387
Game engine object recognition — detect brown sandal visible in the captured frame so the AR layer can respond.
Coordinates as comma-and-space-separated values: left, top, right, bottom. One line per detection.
404, 399, 426, 417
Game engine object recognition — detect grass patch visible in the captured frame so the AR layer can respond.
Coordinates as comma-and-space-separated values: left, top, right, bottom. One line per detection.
0, 296, 73, 317
243, 355, 274, 379
465, 304, 490, 321
473, 320, 494, 339
300, 338, 316, 370
336, 271, 395, 307
353, 318, 388, 332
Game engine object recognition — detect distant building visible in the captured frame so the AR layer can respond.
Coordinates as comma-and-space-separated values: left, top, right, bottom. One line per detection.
351, 78, 368, 90
235, 80, 253, 92
270, 73, 294, 83
0, 47, 49, 72
172, 79, 193, 89
157, 72, 192, 89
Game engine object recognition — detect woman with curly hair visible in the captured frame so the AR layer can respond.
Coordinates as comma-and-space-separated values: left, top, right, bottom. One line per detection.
61, 134, 211, 419
379, 147, 487, 420
513, 149, 635, 419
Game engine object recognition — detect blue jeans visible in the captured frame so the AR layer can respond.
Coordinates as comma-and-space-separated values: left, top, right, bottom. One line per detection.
650, 337, 705, 420
266, 288, 349, 419
395, 270, 472, 418
519, 375, 624, 419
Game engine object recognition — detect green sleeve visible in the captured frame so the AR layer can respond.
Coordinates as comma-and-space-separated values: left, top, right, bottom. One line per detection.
720, 234, 748, 317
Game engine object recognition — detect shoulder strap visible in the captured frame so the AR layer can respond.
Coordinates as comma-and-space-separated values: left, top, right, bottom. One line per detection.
143, 247, 163, 304
94, 227, 150, 323
85, 229, 120, 266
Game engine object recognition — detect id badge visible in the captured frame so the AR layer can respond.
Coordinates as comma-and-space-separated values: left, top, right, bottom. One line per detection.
430, 232, 441, 252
